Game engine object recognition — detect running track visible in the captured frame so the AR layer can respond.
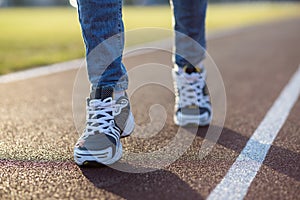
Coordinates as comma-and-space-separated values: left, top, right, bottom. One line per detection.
0, 18, 299, 199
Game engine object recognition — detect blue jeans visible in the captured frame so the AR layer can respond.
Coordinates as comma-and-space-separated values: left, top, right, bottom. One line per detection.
77, 0, 207, 91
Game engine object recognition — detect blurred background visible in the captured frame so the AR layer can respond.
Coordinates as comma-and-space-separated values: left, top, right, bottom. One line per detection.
1, 0, 299, 6
0, 0, 299, 74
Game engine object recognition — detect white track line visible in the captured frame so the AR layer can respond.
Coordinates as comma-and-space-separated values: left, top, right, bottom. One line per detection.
207, 66, 300, 200
0, 59, 84, 84
0, 25, 258, 84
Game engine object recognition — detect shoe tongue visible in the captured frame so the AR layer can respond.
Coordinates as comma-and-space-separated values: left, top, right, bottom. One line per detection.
90, 87, 114, 100
183, 64, 201, 74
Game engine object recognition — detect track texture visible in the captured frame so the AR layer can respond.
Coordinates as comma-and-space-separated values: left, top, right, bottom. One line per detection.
0, 18, 299, 199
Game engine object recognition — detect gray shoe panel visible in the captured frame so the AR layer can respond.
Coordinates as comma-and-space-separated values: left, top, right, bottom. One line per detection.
79, 134, 116, 151
115, 94, 130, 132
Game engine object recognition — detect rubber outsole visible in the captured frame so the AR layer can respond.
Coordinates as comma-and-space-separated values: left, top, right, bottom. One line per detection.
74, 144, 123, 166
174, 112, 212, 126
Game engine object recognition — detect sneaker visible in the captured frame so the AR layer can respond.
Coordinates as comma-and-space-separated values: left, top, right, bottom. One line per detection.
172, 63, 212, 126
74, 87, 135, 166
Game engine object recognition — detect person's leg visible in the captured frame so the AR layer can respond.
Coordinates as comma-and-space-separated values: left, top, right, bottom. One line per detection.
171, 0, 207, 68
74, 0, 134, 166
77, 0, 128, 91
171, 0, 211, 126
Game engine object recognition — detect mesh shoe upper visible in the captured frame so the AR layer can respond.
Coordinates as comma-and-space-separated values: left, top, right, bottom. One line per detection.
75, 98, 120, 156
75, 86, 134, 154
90, 87, 131, 135
75, 87, 121, 155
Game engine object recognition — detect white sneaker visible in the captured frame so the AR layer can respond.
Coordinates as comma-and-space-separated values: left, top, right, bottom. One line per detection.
74, 87, 135, 166
172, 64, 212, 126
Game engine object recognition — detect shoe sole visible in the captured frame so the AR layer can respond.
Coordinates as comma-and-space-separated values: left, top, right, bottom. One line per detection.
174, 112, 212, 126
74, 144, 123, 166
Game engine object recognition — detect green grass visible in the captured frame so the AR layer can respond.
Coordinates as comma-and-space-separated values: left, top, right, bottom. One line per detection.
0, 3, 300, 74
206, 3, 300, 31
0, 8, 82, 74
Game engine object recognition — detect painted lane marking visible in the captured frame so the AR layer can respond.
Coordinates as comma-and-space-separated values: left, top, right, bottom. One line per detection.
0, 59, 83, 84
207, 66, 300, 200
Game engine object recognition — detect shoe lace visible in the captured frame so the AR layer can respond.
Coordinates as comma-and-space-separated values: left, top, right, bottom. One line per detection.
85, 97, 120, 137
176, 72, 209, 108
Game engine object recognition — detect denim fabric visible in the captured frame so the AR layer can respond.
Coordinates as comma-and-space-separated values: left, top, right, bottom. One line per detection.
77, 0, 127, 91
77, 0, 207, 91
171, 0, 207, 68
